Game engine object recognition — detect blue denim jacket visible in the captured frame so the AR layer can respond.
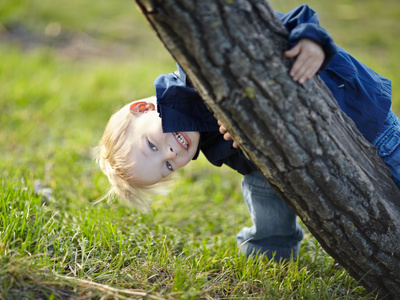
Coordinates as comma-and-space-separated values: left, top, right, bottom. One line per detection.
154, 4, 392, 175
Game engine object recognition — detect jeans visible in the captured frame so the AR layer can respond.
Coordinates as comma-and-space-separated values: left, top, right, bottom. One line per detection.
236, 110, 400, 261
372, 110, 400, 189
236, 170, 304, 260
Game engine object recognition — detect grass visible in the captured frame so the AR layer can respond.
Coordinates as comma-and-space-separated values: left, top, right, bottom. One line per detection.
0, 179, 373, 299
1, 0, 399, 298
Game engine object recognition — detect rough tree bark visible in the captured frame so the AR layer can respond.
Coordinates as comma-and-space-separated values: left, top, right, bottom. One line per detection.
134, 0, 400, 298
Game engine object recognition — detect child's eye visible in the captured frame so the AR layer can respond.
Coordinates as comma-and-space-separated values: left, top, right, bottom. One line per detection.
148, 140, 157, 151
166, 161, 173, 171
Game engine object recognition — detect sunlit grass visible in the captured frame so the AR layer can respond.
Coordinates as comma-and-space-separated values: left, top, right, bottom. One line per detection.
0, 175, 375, 298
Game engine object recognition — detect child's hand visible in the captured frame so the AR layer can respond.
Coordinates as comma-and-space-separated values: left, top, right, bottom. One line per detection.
284, 38, 325, 84
218, 120, 239, 148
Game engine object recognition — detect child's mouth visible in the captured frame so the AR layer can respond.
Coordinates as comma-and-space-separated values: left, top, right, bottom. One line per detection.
173, 132, 190, 150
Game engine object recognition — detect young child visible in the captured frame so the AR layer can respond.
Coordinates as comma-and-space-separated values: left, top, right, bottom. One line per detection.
96, 4, 400, 260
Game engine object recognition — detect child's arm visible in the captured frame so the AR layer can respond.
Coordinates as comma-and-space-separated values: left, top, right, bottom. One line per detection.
278, 4, 337, 72
219, 5, 334, 146
284, 38, 325, 84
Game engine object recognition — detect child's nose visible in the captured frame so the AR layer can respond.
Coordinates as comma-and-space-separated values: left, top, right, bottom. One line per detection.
165, 147, 177, 159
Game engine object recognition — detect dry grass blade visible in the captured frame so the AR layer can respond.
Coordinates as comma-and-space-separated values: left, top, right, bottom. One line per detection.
53, 274, 167, 300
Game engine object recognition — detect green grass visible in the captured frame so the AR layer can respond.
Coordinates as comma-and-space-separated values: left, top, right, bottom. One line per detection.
1, 0, 399, 298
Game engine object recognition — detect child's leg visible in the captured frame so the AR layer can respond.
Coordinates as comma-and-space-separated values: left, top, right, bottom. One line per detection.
236, 170, 304, 261
372, 110, 400, 189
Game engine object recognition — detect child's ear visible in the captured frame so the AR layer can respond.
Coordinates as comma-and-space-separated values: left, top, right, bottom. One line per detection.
130, 101, 156, 114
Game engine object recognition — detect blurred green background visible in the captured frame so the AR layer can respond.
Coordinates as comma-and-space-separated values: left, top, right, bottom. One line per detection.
0, 0, 399, 298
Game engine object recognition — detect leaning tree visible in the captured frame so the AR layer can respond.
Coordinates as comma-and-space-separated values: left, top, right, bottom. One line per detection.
134, 0, 400, 297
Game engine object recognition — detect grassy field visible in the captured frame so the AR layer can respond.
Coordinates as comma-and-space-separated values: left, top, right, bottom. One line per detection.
1, 0, 399, 299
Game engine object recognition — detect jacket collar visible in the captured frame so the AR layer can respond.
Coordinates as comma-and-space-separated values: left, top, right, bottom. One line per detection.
154, 65, 220, 160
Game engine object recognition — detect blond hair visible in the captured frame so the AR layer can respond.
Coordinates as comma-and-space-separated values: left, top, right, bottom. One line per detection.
94, 97, 170, 209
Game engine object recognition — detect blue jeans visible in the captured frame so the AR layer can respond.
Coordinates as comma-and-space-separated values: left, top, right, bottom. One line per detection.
372, 110, 400, 189
236, 171, 304, 260
237, 110, 400, 261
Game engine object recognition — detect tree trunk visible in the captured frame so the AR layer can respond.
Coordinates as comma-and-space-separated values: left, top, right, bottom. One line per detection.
134, 0, 400, 297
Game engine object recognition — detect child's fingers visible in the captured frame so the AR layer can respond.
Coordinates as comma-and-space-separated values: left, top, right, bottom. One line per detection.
297, 57, 324, 84
284, 44, 301, 58
290, 55, 309, 79
292, 57, 315, 82
285, 38, 325, 84
224, 133, 239, 148
303, 60, 323, 82
218, 120, 227, 134
291, 55, 324, 83
219, 126, 227, 134
223, 132, 232, 141
288, 47, 314, 79
218, 120, 239, 148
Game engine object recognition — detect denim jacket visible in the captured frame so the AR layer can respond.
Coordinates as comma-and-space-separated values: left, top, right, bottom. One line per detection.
154, 4, 392, 175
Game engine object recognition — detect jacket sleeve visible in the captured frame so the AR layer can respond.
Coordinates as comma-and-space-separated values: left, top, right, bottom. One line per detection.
276, 4, 338, 70
200, 131, 257, 175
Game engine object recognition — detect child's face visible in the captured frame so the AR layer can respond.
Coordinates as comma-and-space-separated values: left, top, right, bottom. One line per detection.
129, 109, 200, 186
